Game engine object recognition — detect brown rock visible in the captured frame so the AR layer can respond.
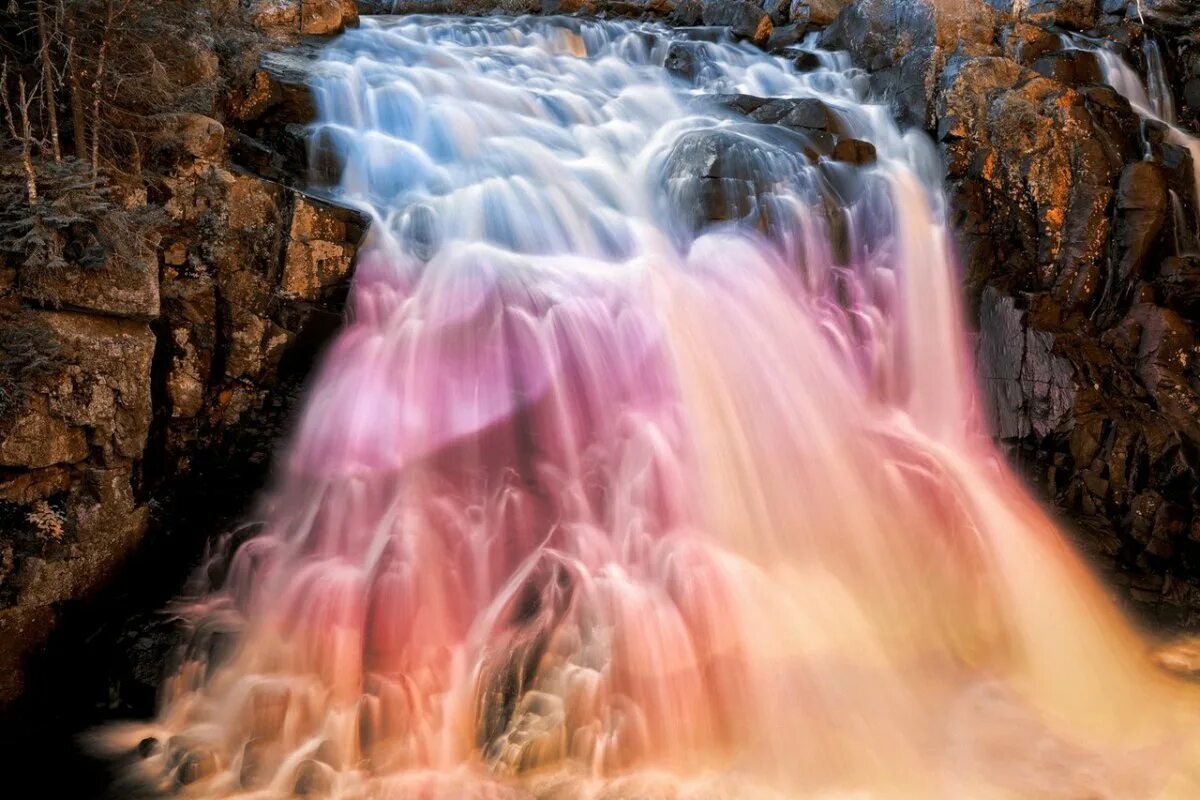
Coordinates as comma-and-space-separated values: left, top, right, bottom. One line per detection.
18, 240, 160, 321
153, 113, 226, 162
0, 395, 88, 469
281, 195, 359, 301
790, 0, 851, 24
252, 0, 358, 37
40, 311, 155, 462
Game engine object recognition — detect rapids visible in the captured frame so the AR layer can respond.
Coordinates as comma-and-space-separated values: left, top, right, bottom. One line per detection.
104, 15, 1200, 799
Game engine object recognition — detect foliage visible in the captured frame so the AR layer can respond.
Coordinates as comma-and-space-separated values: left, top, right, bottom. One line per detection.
0, 157, 161, 275
0, 309, 66, 421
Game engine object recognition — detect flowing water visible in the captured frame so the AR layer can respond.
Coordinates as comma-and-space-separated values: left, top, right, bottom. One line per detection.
103, 16, 1200, 799
1071, 32, 1200, 252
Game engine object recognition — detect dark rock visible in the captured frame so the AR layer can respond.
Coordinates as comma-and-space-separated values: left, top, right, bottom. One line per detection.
1030, 50, 1104, 86
977, 288, 1076, 440
832, 137, 877, 164
766, 22, 808, 50
673, 26, 734, 42
1113, 161, 1167, 285
659, 126, 812, 233
869, 45, 942, 129
138, 737, 163, 758
664, 41, 708, 80
1157, 256, 1200, 318
750, 97, 840, 131
1000, 21, 1061, 65
794, 50, 822, 71
699, 93, 770, 115
698, 0, 773, 45
1185, 78, 1200, 113
177, 748, 219, 785
762, 0, 791, 25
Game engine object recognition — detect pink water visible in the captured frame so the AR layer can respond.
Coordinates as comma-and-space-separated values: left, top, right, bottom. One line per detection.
105, 17, 1200, 799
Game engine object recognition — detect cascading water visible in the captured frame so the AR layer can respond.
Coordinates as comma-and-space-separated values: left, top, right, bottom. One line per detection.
1068, 32, 1200, 251
103, 16, 1200, 799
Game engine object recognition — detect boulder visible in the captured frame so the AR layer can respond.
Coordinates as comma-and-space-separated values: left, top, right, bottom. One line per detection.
252, 0, 358, 37
699, 0, 773, 45
820, 0, 1000, 71
789, 0, 851, 25
280, 195, 362, 302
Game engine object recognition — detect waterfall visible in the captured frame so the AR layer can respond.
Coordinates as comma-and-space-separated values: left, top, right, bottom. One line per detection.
104, 16, 1200, 799
1142, 36, 1176, 124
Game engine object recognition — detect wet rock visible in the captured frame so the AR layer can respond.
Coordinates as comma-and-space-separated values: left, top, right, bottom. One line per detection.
109, 614, 186, 715
1157, 256, 1200, 318
794, 50, 822, 71
1131, 303, 1194, 392
750, 96, 842, 131
765, 22, 808, 49
177, 748, 219, 785
868, 45, 943, 129
1030, 50, 1103, 86
659, 126, 808, 233
1185, 78, 1200, 114
832, 137, 877, 164
699, 0, 773, 45
1113, 161, 1167, 285
138, 737, 163, 758
664, 41, 710, 80
255, 46, 323, 126
239, 737, 274, 788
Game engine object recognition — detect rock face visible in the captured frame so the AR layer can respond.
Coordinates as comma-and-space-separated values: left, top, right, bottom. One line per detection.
0, 19, 365, 714
821, 0, 1200, 623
